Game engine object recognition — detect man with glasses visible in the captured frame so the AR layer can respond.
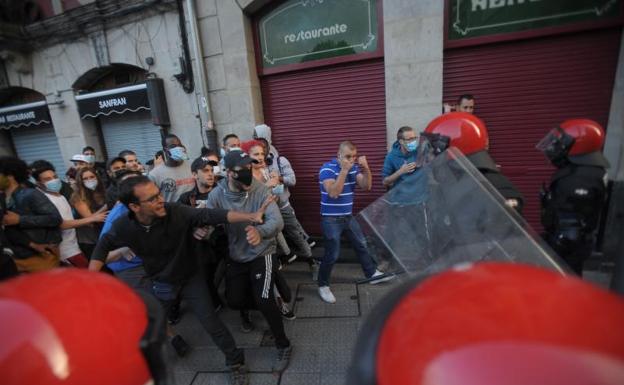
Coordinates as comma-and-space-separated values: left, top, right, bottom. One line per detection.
88, 175, 270, 384
318, 141, 393, 304
382, 126, 421, 190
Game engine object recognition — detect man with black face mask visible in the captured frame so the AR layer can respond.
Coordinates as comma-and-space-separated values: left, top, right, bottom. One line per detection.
148, 134, 195, 202
105, 157, 126, 209
206, 150, 293, 373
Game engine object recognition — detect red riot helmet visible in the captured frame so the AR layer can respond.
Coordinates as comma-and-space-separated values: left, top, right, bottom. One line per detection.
423, 112, 489, 156
423, 112, 499, 172
537, 119, 610, 168
0, 269, 169, 385
347, 262, 624, 385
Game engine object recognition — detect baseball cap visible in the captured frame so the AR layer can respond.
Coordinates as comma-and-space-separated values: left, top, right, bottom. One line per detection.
191, 156, 219, 172
70, 154, 88, 163
223, 150, 257, 170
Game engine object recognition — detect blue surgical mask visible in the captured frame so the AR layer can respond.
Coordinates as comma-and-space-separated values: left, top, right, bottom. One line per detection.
168, 146, 189, 161
220, 148, 226, 158
84, 155, 96, 164
406, 141, 419, 152
272, 184, 284, 195
44, 178, 63, 193
84, 180, 98, 190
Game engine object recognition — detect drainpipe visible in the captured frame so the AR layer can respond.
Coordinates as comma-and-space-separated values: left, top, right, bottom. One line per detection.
184, 0, 218, 151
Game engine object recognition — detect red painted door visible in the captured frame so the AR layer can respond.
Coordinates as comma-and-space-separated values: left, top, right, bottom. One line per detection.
444, 27, 622, 230
261, 59, 387, 235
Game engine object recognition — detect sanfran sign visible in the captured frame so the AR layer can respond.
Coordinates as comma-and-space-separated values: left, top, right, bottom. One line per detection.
258, 0, 378, 69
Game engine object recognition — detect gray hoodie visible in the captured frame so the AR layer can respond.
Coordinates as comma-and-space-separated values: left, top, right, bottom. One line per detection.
254, 124, 280, 159
206, 178, 283, 263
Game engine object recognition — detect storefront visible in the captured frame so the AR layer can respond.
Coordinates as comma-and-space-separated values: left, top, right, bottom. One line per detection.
443, 0, 623, 229
255, 0, 386, 234
75, 80, 169, 165
0, 100, 66, 176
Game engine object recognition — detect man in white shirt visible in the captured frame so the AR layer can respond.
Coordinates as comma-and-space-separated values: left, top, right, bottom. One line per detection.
31, 161, 107, 267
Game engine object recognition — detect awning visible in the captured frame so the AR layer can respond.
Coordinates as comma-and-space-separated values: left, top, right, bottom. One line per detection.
0, 101, 51, 130
75, 83, 150, 119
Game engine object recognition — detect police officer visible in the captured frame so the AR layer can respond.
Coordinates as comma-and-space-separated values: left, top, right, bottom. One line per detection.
537, 119, 610, 275
423, 112, 524, 214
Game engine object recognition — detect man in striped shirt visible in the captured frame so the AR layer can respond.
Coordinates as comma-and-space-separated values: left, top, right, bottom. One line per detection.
318, 141, 392, 303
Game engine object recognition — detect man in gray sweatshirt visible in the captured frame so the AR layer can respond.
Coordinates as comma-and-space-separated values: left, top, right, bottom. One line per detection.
206, 150, 292, 373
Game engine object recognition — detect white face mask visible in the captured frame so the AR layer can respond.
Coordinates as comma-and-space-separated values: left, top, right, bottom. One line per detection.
84, 179, 98, 190
213, 165, 221, 175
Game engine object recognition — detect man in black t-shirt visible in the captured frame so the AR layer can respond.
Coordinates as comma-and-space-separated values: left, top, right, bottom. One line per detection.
89, 175, 269, 384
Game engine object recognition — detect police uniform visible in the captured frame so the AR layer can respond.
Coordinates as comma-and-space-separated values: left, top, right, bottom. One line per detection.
538, 119, 610, 275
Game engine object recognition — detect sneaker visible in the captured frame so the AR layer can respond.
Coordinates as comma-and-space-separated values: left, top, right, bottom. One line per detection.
228, 364, 249, 385
318, 286, 336, 303
277, 297, 296, 320
272, 345, 293, 372
171, 334, 190, 357
369, 269, 395, 285
240, 310, 254, 333
309, 261, 319, 282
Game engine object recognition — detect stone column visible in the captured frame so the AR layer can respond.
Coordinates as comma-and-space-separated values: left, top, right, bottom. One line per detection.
382, 0, 444, 148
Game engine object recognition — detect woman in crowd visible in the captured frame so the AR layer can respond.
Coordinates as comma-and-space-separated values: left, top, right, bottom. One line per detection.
70, 167, 107, 259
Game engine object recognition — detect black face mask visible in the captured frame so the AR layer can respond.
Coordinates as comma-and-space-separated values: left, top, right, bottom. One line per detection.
233, 168, 253, 187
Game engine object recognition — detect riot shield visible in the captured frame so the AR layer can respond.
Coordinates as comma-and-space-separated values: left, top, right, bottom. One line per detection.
358, 147, 568, 275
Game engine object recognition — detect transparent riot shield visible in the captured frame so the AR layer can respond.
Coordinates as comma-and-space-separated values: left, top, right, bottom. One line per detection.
357, 147, 568, 276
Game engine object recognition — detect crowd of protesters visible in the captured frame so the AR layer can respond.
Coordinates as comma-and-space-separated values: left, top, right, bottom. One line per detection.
0, 124, 375, 385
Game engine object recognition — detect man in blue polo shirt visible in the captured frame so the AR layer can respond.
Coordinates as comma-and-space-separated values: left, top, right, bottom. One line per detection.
318, 141, 392, 303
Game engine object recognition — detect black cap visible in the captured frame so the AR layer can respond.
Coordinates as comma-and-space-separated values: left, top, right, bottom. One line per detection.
223, 150, 256, 170
191, 156, 219, 172
107, 156, 126, 169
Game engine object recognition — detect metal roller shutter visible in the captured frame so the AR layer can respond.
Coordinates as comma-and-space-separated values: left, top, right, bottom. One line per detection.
99, 111, 163, 165
12, 125, 67, 177
261, 59, 387, 235
443, 28, 622, 231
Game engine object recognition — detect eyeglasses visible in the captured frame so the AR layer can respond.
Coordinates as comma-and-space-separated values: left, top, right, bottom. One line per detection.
139, 191, 163, 204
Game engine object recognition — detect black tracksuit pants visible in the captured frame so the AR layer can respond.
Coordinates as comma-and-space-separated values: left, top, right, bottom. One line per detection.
225, 254, 290, 349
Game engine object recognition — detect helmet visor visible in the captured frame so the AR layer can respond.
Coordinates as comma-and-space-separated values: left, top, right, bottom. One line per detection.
536, 127, 575, 162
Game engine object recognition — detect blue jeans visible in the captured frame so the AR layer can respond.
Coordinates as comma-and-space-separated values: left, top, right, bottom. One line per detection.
318, 215, 377, 287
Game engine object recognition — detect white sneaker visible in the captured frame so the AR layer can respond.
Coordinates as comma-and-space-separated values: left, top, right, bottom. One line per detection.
369, 269, 395, 285
318, 286, 336, 303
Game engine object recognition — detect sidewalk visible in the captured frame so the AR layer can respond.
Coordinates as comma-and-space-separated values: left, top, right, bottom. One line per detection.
170, 261, 403, 385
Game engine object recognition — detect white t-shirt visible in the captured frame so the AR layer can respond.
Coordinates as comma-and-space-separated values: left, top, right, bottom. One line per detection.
44, 192, 82, 260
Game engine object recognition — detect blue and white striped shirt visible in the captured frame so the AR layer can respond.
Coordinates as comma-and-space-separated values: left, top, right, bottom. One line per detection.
319, 159, 359, 216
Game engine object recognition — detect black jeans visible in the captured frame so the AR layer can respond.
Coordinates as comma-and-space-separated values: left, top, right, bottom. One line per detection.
151, 271, 244, 366
225, 254, 290, 349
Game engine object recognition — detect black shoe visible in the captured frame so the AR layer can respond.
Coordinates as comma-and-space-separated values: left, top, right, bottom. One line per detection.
272, 345, 293, 372
171, 334, 190, 357
228, 364, 249, 385
240, 310, 254, 333
277, 297, 296, 320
